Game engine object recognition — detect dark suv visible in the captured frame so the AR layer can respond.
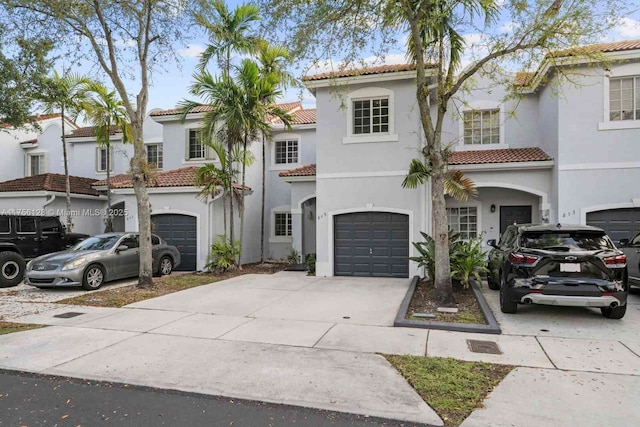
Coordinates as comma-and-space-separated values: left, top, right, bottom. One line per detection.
0, 215, 88, 288
486, 223, 628, 319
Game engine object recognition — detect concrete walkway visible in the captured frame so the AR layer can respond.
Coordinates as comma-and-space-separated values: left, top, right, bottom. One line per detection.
2, 272, 640, 426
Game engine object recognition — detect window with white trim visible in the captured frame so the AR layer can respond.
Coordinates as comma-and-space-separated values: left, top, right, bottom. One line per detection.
188, 129, 205, 160
274, 212, 292, 237
463, 109, 500, 145
447, 206, 478, 240
96, 147, 112, 172
28, 153, 45, 176
274, 140, 298, 165
146, 143, 163, 169
609, 76, 640, 121
353, 97, 389, 134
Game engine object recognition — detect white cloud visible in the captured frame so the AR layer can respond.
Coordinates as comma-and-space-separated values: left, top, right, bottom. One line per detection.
178, 44, 205, 58
614, 17, 640, 38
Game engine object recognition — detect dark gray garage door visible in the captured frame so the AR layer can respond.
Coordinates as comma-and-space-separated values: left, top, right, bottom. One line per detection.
334, 212, 409, 278
152, 214, 197, 271
586, 208, 640, 243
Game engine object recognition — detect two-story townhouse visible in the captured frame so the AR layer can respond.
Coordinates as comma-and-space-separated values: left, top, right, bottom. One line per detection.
291, 39, 640, 279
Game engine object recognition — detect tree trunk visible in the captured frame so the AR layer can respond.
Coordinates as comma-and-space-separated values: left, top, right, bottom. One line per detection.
431, 168, 455, 306
131, 118, 153, 288
260, 133, 266, 262
104, 140, 113, 233
238, 133, 248, 268
227, 141, 235, 244
60, 105, 73, 231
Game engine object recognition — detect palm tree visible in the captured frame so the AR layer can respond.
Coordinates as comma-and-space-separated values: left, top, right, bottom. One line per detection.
41, 71, 92, 231
255, 42, 297, 262
78, 82, 133, 232
402, 158, 477, 201
196, 0, 262, 75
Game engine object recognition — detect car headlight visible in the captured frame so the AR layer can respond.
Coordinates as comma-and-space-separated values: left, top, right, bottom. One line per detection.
61, 258, 87, 271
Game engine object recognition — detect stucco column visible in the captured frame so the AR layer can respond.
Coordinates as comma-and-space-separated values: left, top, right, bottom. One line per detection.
291, 209, 303, 256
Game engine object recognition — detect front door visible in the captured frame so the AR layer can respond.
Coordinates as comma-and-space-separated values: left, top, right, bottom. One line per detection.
500, 206, 532, 234
113, 235, 140, 279
38, 217, 65, 255
14, 217, 39, 258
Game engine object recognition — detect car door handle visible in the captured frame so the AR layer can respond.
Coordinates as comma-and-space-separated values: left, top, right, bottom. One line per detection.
16, 236, 25, 240
33, 238, 40, 242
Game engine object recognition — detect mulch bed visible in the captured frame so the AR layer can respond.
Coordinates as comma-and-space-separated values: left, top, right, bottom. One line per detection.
406, 280, 487, 324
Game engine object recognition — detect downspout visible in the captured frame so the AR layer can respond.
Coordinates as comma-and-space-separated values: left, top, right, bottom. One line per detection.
43, 194, 56, 209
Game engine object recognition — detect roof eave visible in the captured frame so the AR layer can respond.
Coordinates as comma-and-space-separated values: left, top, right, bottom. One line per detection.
303, 69, 426, 89
450, 160, 555, 172
280, 175, 316, 183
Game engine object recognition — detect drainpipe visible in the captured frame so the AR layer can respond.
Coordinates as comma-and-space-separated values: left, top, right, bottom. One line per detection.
43, 194, 56, 209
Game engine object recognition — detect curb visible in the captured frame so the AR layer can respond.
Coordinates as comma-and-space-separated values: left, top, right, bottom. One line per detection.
394, 276, 502, 334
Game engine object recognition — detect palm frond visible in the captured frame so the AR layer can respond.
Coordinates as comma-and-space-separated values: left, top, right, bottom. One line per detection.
402, 157, 432, 189
445, 169, 477, 201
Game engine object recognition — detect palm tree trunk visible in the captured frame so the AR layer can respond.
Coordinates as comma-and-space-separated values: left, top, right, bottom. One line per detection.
431, 168, 455, 306
260, 133, 266, 263
238, 133, 248, 268
227, 140, 235, 244
60, 105, 73, 231
104, 140, 113, 233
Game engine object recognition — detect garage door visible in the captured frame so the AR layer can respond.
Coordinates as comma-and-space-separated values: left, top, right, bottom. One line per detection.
334, 212, 409, 278
152, 214, 197, 271
586, 208, 640, 243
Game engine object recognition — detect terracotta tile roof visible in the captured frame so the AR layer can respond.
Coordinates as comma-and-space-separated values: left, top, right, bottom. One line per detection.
272, 109, 316, 125
448, 148, 552, 165
67, 125, 120, 139
279, 164, 316, 177
303, 63, 418, 81
0, 174, 100, 196
550, 39, 640, 58
93, 166, 251, 191
151, 101, 303, 117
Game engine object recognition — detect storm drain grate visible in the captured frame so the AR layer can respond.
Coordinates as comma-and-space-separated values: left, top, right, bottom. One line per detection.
53, 312, 85, 319
467, 339, 502, 355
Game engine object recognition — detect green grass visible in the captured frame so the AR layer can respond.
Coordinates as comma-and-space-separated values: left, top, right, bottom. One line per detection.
57, 274, 220, 308
0, 321, 45, 335
385, 355, 513, 427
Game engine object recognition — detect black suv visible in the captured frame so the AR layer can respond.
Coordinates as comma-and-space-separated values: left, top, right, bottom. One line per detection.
0, 215, 88, 288
486, 223, 628, 319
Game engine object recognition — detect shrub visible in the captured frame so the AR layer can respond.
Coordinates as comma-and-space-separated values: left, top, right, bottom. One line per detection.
450, 236, 489, 288
410, 231, 463, 280
287, 248, 301, 264
305, 253, 316, 274
206, 235, 240, 273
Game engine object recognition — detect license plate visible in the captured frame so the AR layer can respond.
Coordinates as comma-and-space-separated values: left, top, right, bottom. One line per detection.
560, 263, 581, 273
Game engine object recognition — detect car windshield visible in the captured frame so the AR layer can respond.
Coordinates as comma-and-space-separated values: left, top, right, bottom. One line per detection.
520, 231, 614, 251
70, 235, 120, 251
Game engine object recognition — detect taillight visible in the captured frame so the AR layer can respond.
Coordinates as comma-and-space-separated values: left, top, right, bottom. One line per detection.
604, 254, 626, 266
509, 253, 538, 265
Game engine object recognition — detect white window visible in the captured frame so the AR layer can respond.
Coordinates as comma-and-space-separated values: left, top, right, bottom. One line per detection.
353, 98, 389, 134
274, 212, 292, 237
146, 143, 163, 169
274, 140, 298, 165
609, 76, 640, 121
187, 129, 205, 160
27, 153, 45, 176
463, 109, 500, 145
96, 147, 112, 172
344, 87, 397, 144
447, 206, 478, 240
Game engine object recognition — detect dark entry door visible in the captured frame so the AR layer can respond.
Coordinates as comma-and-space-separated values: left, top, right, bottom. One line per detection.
334, 212, 409, 278
500, 206, 532, 234
152, 214, 197, 271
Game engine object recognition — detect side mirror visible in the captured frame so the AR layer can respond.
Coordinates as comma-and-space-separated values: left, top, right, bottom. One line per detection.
618, 239, 629, 247
487, 239, 497, 248
116, 245, 129, 253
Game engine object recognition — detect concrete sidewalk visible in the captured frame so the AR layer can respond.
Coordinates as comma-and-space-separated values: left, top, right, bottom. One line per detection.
3, 272, 640, 426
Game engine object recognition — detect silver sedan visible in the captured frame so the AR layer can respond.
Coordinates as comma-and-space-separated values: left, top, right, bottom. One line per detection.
24, 232, 181, 290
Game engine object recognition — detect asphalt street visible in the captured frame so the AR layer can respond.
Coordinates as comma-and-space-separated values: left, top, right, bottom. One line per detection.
0, 370, 418, 427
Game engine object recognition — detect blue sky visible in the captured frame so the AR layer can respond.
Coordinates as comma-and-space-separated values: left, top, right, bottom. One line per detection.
58, 2, 640, 116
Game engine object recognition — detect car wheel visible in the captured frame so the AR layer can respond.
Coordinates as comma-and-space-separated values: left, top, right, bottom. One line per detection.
0, 251, 26, 288
82, 264, 105, 291
487, 267, 499, 290
158, 256, 173, 276
601, 304, 626, 319
499, 272, 518, 314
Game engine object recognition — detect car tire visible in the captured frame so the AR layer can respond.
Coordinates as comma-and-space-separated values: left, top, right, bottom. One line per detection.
82, 264, 105, 291
0, 251, 26, 288
499, 273, 518, 314
487, 268, 499, 290
601, 304, 626, 319
157, 256, 173, 277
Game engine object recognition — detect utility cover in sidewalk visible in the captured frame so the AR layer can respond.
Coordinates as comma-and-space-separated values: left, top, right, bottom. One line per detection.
467, 339, 502, 355
53, 312, 85, 319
